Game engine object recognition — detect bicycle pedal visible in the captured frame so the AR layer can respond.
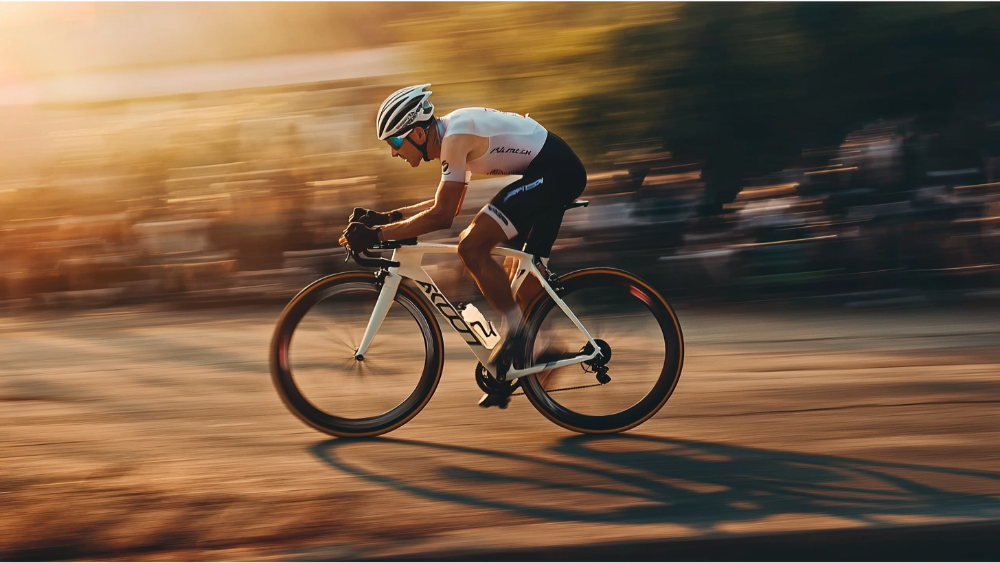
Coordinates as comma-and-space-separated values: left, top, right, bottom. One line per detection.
478, 392, 511, 409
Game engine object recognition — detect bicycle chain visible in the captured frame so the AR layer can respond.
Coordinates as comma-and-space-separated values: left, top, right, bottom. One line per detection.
511, 382, 606, 396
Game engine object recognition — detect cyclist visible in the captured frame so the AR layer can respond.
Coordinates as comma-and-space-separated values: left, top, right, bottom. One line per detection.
339, 84, 587, 406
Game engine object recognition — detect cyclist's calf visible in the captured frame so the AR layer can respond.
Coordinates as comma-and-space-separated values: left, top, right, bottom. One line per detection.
504, 256, 544, 311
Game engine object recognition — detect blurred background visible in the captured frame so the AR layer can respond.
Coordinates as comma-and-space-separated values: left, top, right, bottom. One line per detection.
6, 6, 1000, 559
3, 2, 1000, 309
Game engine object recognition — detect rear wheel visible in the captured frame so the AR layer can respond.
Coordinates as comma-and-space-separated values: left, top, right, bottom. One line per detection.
519, 269, 684, 433
270, 272, 444, 437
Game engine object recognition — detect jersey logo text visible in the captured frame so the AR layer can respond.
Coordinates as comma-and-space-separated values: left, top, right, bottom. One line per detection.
490, 146, 532, 156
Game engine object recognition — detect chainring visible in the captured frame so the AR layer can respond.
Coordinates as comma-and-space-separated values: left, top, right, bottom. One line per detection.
475, 362, 520, 395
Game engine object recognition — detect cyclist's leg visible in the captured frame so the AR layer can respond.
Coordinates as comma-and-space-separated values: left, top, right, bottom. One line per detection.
518, 140, 588, 373
471, 133, 586, 376
494, 131, 587, 310
461, 171, 552, 332
458, 213, 518, 321
521, 208, 579, 378
516, 208, 565, 307
518, 160, 586, 308
459, 196, 532, 403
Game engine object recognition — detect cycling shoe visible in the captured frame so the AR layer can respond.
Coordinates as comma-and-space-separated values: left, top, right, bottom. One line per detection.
488, 324, 528, 381
478, 392, 511, 409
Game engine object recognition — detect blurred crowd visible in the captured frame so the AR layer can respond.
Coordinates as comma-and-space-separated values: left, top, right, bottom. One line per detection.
2, 84, 999, 311
0, 80, 417, 307
4, 4, 1000, 311
559, 118, 1000, 306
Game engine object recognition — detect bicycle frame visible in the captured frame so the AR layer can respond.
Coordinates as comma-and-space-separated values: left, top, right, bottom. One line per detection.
355, 242, 602, 379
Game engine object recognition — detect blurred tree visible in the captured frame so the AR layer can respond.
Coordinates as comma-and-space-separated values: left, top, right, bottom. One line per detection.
601, 3, 1000, 212
397, 2, 678, 163
407, 2, 1000, 212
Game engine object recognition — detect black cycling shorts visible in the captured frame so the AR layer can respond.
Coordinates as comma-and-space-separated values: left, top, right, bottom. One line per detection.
479, 132, 587, 258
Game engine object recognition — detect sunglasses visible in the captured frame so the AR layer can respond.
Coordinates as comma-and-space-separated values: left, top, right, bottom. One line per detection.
388, 133, 409, 150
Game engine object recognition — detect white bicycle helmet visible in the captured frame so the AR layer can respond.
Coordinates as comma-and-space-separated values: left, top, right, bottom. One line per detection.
376, 84, 434, 140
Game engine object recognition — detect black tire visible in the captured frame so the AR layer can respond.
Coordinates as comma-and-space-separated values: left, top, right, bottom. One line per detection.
269, 272, 444, 437
519, 268, 684, 433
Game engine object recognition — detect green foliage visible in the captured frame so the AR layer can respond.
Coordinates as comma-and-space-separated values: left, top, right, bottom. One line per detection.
406, 3, 1000, 207
400, 3, 677, 163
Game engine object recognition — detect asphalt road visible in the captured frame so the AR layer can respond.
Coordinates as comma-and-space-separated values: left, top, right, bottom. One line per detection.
3, 301, 1000, 560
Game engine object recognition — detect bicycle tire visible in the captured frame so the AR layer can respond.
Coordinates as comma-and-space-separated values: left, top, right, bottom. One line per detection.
519, 268, 684, 433
269, 271, 444, 437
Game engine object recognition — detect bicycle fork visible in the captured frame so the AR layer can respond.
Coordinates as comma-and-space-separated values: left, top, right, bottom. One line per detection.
354, 271, 401, 360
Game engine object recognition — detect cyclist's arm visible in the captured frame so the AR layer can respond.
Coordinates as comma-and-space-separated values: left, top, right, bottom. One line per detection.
379, 181, 466, 240
380, 134, 477, 240
391, 199, 435, 220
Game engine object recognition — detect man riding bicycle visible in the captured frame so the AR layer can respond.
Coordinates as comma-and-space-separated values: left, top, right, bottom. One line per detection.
339, 84, 587, 407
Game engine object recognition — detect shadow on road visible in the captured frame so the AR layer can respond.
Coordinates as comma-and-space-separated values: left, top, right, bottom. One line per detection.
311, 434, 1000, 529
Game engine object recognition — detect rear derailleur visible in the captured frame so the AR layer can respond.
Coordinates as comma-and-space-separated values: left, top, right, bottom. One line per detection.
581, 339, 612, 385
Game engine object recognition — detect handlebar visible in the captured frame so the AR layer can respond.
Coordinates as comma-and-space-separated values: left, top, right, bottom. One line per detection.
345, 238, 417, 268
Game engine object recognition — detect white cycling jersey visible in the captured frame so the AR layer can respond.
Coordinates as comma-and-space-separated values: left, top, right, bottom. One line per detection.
437, 107, 549, 183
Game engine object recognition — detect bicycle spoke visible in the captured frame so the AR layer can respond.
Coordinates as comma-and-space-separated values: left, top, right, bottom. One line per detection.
325, 325, 358, 353
336, 311, 368, 347
353, 355, 387, 376
588, 313, 608, 341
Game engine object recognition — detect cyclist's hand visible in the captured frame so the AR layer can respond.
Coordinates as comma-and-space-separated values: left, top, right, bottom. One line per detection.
340, 222, 381, 251
348, 207, 374, 224
349, 207, 402, 228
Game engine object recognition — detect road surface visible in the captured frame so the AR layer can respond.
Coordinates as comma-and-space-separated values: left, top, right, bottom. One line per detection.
3, 301, 1000, 560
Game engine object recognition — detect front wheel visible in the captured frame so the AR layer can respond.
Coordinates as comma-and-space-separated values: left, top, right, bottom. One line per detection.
519, 268, 684, 433
269, 272, 444, 437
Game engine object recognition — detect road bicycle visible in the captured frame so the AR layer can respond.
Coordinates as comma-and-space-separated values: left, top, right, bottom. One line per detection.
269, 200, 684, 437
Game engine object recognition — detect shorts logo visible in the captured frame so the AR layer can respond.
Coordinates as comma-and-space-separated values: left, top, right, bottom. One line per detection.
442, 160, 450, 175
503, 177, 544, 202
486, 204, 509, 226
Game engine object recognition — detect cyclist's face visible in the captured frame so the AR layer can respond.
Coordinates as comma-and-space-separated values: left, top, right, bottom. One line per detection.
386, 130, 423, 168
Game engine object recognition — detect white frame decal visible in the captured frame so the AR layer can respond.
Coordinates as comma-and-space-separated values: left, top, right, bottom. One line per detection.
354, 243, 602, 379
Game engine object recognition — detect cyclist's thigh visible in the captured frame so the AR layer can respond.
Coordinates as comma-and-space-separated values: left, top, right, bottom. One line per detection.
521, 167, 586, 257
522, 207, 565, 258
461, 209, 511, 251
480, 173, 549, 247
482, 138, 587, 255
